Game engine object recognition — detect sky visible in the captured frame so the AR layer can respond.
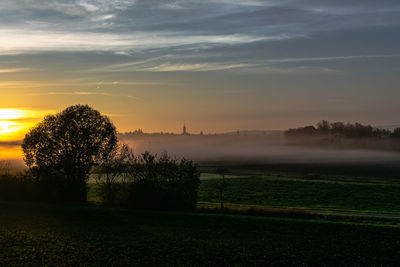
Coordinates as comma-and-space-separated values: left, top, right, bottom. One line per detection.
0, 0, 400, 140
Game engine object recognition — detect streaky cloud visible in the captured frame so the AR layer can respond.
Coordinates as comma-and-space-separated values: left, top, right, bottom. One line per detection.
0, 68, 31, 73
45, 91, 140, 100
0, 29, 278, 55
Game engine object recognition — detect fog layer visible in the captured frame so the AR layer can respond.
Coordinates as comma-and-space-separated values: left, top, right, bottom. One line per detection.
120, 133, 400, 164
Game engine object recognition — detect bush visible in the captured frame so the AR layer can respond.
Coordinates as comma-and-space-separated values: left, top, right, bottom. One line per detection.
95, 144, 133, 205
131, 153, 201, 210
0, 168, 88, 203
30, 167, 89, 202
0, 174, 39, 201
97, 152, 201, 210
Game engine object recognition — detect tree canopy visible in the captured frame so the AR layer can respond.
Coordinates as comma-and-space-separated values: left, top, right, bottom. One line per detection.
22, 105, 118, 202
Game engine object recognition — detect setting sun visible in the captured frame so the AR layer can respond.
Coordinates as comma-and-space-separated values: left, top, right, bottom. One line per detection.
0, 109, 26, 120
0, 109, 53, 142
0, 120, 16, 130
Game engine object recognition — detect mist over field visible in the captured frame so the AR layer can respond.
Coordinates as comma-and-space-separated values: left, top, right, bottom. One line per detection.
0, 142, 24, 169
120, 133, 400, 164
3, 132, 400, 171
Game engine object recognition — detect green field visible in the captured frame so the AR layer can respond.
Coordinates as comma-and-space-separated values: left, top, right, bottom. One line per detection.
4, 162, 400, 265
88, 163, 400, 215
198, 174, 400, 213
195, 163, 400, 214
2, 201, 400, 266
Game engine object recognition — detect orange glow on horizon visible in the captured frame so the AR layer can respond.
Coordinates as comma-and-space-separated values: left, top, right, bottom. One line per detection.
0, 109, 53, 142
0, 145, 23, 161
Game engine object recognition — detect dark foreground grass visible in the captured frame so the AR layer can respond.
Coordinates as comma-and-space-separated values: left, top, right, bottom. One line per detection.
1, 201, 400, 266
199, 176, 400, 213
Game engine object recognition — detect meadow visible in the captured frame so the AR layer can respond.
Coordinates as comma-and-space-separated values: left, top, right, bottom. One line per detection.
4, 161, 400, 265
198, 171, 400, 214
2, 201, 400, 266
88, 161, 400, 216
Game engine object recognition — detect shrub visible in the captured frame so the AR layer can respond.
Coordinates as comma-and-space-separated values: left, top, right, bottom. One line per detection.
0, 174, 39, 201
130, 152, 201, 210
97, 152, 201, 210
95, 144, 133, 205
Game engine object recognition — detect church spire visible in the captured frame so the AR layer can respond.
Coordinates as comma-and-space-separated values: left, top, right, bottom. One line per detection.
182, 123, 188, 135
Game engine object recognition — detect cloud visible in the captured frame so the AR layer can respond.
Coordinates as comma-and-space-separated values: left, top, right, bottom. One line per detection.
47, 91, 109, 96
203, 0, 280, 7
237, 66, 341, 75
42, 91, 140, 100
0, 140, 21, 147
112, 63, 338, 74
77, 1, 100, 12
0, 29, 275, 55
266, 54, 400, 64
85, 53, 398, 73
0, 68, 31, 73
109, 63, 253, 72
0, 80, 165, 90
91, 14, 116, 21
0, 1, 399, 78
0, 0, 398, 56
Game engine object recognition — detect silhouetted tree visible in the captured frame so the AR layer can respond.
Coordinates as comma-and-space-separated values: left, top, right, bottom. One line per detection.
285, 120, 391, 139
214, 167, 229, 209
391, 128, 400, 138
21, 105, 118, 202
96, 143, 133, 204
317, 120, 330, 134
330, 122, 345, 135
285, 125, 317, 136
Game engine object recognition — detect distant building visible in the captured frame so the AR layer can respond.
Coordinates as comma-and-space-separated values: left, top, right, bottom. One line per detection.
182, 124, 189, 135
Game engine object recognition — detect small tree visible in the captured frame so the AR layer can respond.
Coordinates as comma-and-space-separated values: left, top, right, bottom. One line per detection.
21, 105, 118, 202
214, 167, 229, 209
96, 143, 133, 204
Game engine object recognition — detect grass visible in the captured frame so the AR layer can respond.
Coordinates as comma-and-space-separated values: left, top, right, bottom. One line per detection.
2, 201, 400, 266
198, 175, 400, 213
195, 162, 400, 214
87, 163, 400, 213
5, 162, 400, 265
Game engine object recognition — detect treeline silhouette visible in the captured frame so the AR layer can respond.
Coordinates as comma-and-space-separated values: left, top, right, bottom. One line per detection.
285, 120, 400, 139
95, 148, 200, 209
0, 105, 200, 210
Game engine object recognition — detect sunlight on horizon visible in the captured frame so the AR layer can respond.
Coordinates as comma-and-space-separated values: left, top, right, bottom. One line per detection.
0, 109, 53, 142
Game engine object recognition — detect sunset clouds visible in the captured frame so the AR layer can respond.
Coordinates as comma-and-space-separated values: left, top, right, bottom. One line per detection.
0, 0, 399, 133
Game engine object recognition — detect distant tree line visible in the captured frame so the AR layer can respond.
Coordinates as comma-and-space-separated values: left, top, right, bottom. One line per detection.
285, 120, 400, 139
